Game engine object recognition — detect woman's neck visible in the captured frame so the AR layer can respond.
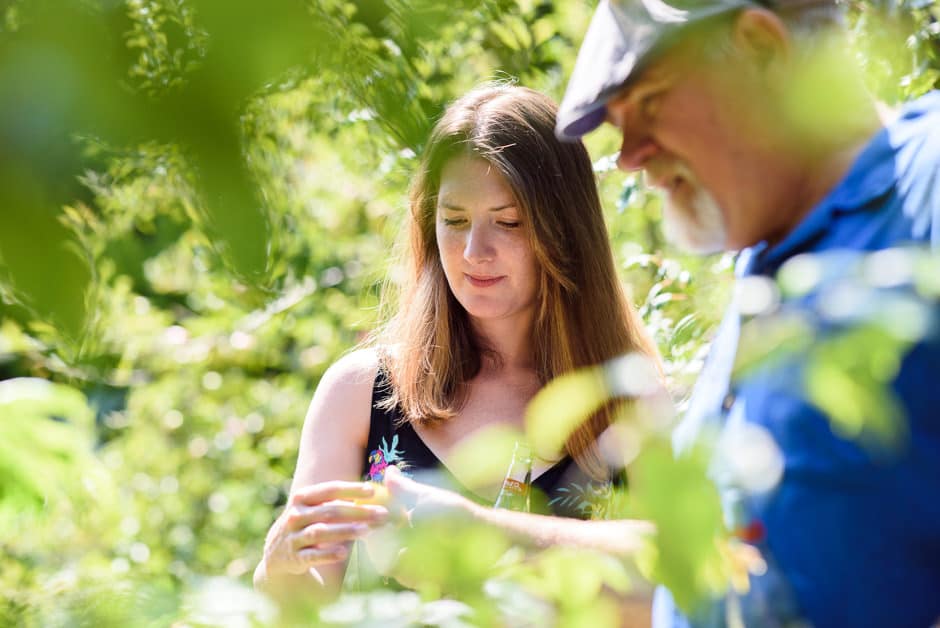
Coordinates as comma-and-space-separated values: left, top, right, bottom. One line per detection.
471, 315, 535, 373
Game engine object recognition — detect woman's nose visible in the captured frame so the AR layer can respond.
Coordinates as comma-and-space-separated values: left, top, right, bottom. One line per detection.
463, 223, 496, 263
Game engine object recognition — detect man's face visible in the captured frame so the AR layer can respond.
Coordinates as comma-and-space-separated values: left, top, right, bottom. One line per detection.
604, 36, 790, 252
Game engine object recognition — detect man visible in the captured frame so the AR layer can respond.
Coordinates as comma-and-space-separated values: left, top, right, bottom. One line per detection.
557, 1, 940, 626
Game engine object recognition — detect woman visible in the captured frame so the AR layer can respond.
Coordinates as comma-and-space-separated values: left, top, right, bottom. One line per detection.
254, 83, 659, 602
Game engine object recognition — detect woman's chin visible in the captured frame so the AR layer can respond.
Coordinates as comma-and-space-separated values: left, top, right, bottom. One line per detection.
464, 307, 510, 322
463, 304, 535, 326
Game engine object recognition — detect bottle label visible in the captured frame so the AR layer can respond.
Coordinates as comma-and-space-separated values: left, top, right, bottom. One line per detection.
502, 478, 527, 496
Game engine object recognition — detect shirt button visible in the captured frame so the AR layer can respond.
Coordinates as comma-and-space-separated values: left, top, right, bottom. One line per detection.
722, 393, 736, 412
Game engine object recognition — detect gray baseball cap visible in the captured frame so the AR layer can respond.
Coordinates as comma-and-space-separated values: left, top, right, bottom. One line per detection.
556, 0, 762, 141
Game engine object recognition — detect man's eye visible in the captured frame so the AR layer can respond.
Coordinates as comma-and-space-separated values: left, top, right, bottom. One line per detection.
639, 92, 661, 119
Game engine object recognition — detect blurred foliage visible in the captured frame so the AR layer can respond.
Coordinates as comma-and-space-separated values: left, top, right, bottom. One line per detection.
628, 439, 727, 614
0, 0, 938, 625
847, 0, 940, 100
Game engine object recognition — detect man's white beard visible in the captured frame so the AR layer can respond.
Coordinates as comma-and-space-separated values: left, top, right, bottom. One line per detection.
660, 163, 728, 255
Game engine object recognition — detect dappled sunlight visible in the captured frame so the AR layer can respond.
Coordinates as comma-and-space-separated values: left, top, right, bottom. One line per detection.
1, 0, 938, 625
446, 424, 526, 494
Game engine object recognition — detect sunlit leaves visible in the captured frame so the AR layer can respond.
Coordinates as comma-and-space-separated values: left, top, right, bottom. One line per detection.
805, 323, 911, 449
179, 575, 275, 627
525, 365, 608, 460
320, 590, 472, 627
0, 378, 98, 513
620, 251, 733, 404
525, 351, 667, 462
629, 438, 728, 615
782, 31, 880, 141
447, 424, 525, 493
125, 0, 209, 96
497, 547, 631, 627
752, 249, 936, 451
1, 0, 938, 624
524, 352, 731, 614
733, 311, 815, 381
847, 0, 940, 101
0, 166, 92, 349
392, 515, 512, 609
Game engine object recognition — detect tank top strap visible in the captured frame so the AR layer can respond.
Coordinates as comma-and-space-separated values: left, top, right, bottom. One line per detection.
362, 367, 396, 481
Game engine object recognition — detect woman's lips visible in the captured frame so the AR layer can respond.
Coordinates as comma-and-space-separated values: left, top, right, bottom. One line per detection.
465, 274, 505, 287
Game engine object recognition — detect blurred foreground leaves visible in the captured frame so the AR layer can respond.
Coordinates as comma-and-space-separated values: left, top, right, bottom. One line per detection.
0, 378, 102, 517
1, 0, 939, 625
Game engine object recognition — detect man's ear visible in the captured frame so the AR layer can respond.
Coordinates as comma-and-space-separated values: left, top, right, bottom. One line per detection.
731, 8, 791, 80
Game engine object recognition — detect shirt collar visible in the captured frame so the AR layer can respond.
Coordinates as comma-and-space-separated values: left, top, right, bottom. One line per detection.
743, 92, 940, 275
743, 123, 898, 275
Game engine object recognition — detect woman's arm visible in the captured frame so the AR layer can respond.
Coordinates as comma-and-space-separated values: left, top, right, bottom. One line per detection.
254, 349, 385, 604
383, 466, 654, 626
384, 465, 653, 557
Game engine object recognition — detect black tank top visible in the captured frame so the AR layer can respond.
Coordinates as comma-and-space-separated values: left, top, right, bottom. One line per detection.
360, 369, 622, 520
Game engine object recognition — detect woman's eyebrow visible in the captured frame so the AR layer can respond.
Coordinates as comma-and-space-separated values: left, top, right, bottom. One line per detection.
438, 201, 517, 212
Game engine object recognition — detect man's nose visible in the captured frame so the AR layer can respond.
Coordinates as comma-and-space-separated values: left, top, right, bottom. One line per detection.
464, 223, 495, 263
616, 131, 661, 172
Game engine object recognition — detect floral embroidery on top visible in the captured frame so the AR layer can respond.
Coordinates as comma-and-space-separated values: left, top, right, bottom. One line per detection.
366, 434, 408, 482
548, 480, 616, 519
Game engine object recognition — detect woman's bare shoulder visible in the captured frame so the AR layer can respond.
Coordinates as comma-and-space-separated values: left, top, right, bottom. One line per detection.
299, 348, 382, 462
314, 347, 381, 410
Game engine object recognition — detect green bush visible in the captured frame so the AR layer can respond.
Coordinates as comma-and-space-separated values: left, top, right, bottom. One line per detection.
1, 0, 937, 625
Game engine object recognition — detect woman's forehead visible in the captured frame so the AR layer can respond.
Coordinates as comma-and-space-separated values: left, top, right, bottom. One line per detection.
437, 154, 516, 209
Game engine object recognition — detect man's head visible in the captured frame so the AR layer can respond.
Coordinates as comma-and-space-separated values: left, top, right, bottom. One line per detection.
558, 0, 865, 253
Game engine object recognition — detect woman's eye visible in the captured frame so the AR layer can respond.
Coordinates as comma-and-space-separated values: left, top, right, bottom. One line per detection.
498, 221, 521, 229
442, 218, 467, 226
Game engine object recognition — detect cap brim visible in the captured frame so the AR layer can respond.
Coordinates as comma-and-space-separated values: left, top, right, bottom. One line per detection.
560, 106, 608, 139
556, 0, 760, 141
555, 0, 660, 141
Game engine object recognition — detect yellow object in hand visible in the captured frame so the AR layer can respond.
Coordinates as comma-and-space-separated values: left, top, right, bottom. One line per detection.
354, 482, 389, 506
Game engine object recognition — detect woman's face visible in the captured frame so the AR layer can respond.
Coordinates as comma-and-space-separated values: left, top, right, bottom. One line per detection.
435, 153, 538, 329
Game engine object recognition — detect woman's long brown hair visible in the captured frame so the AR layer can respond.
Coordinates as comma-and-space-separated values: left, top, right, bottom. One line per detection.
374, 84, 658, 480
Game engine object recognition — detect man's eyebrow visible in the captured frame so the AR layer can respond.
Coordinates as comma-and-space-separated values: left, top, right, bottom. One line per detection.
608, 80, 644, 109
609, 64, 673, 105
438, 201, 517, 212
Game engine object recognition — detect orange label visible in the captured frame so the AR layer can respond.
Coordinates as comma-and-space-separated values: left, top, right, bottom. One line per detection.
502, 479, 527, 495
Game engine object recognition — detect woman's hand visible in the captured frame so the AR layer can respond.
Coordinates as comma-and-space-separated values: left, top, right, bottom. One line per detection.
260, 480, 389, 578
360, 467, 478, 586
383, 466, 477, 524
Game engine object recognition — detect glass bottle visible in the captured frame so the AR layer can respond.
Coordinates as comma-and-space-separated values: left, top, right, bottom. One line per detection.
494, 441, 532, 512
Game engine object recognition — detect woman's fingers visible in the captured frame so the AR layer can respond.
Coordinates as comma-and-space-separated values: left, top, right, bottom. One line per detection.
292, 521, 371, 550
285, 502, 388, 532
296, 544, 349, 565
377, 467, 416, 524
274, 481, 389, 573
290, 481, 377, 507
290, 521, 380, 568
313, 502, 388, 523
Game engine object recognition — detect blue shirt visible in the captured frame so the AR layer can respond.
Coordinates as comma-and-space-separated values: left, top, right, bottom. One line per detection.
655, 91, 940, 628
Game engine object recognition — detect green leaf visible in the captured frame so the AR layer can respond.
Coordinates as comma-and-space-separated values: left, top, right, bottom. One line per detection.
524, 366, 609, 460
0, 378, 98, 513
629, 438, 728, 614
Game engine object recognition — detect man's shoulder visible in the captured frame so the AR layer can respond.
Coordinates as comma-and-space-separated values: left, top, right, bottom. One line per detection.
834, 91, 940, 249
889, 93, 940, 246
888, 90, 940, 185
895, 89, 940, 124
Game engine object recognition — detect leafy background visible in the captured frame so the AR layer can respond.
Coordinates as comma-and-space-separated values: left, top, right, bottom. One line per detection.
0, 0, 937, 625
